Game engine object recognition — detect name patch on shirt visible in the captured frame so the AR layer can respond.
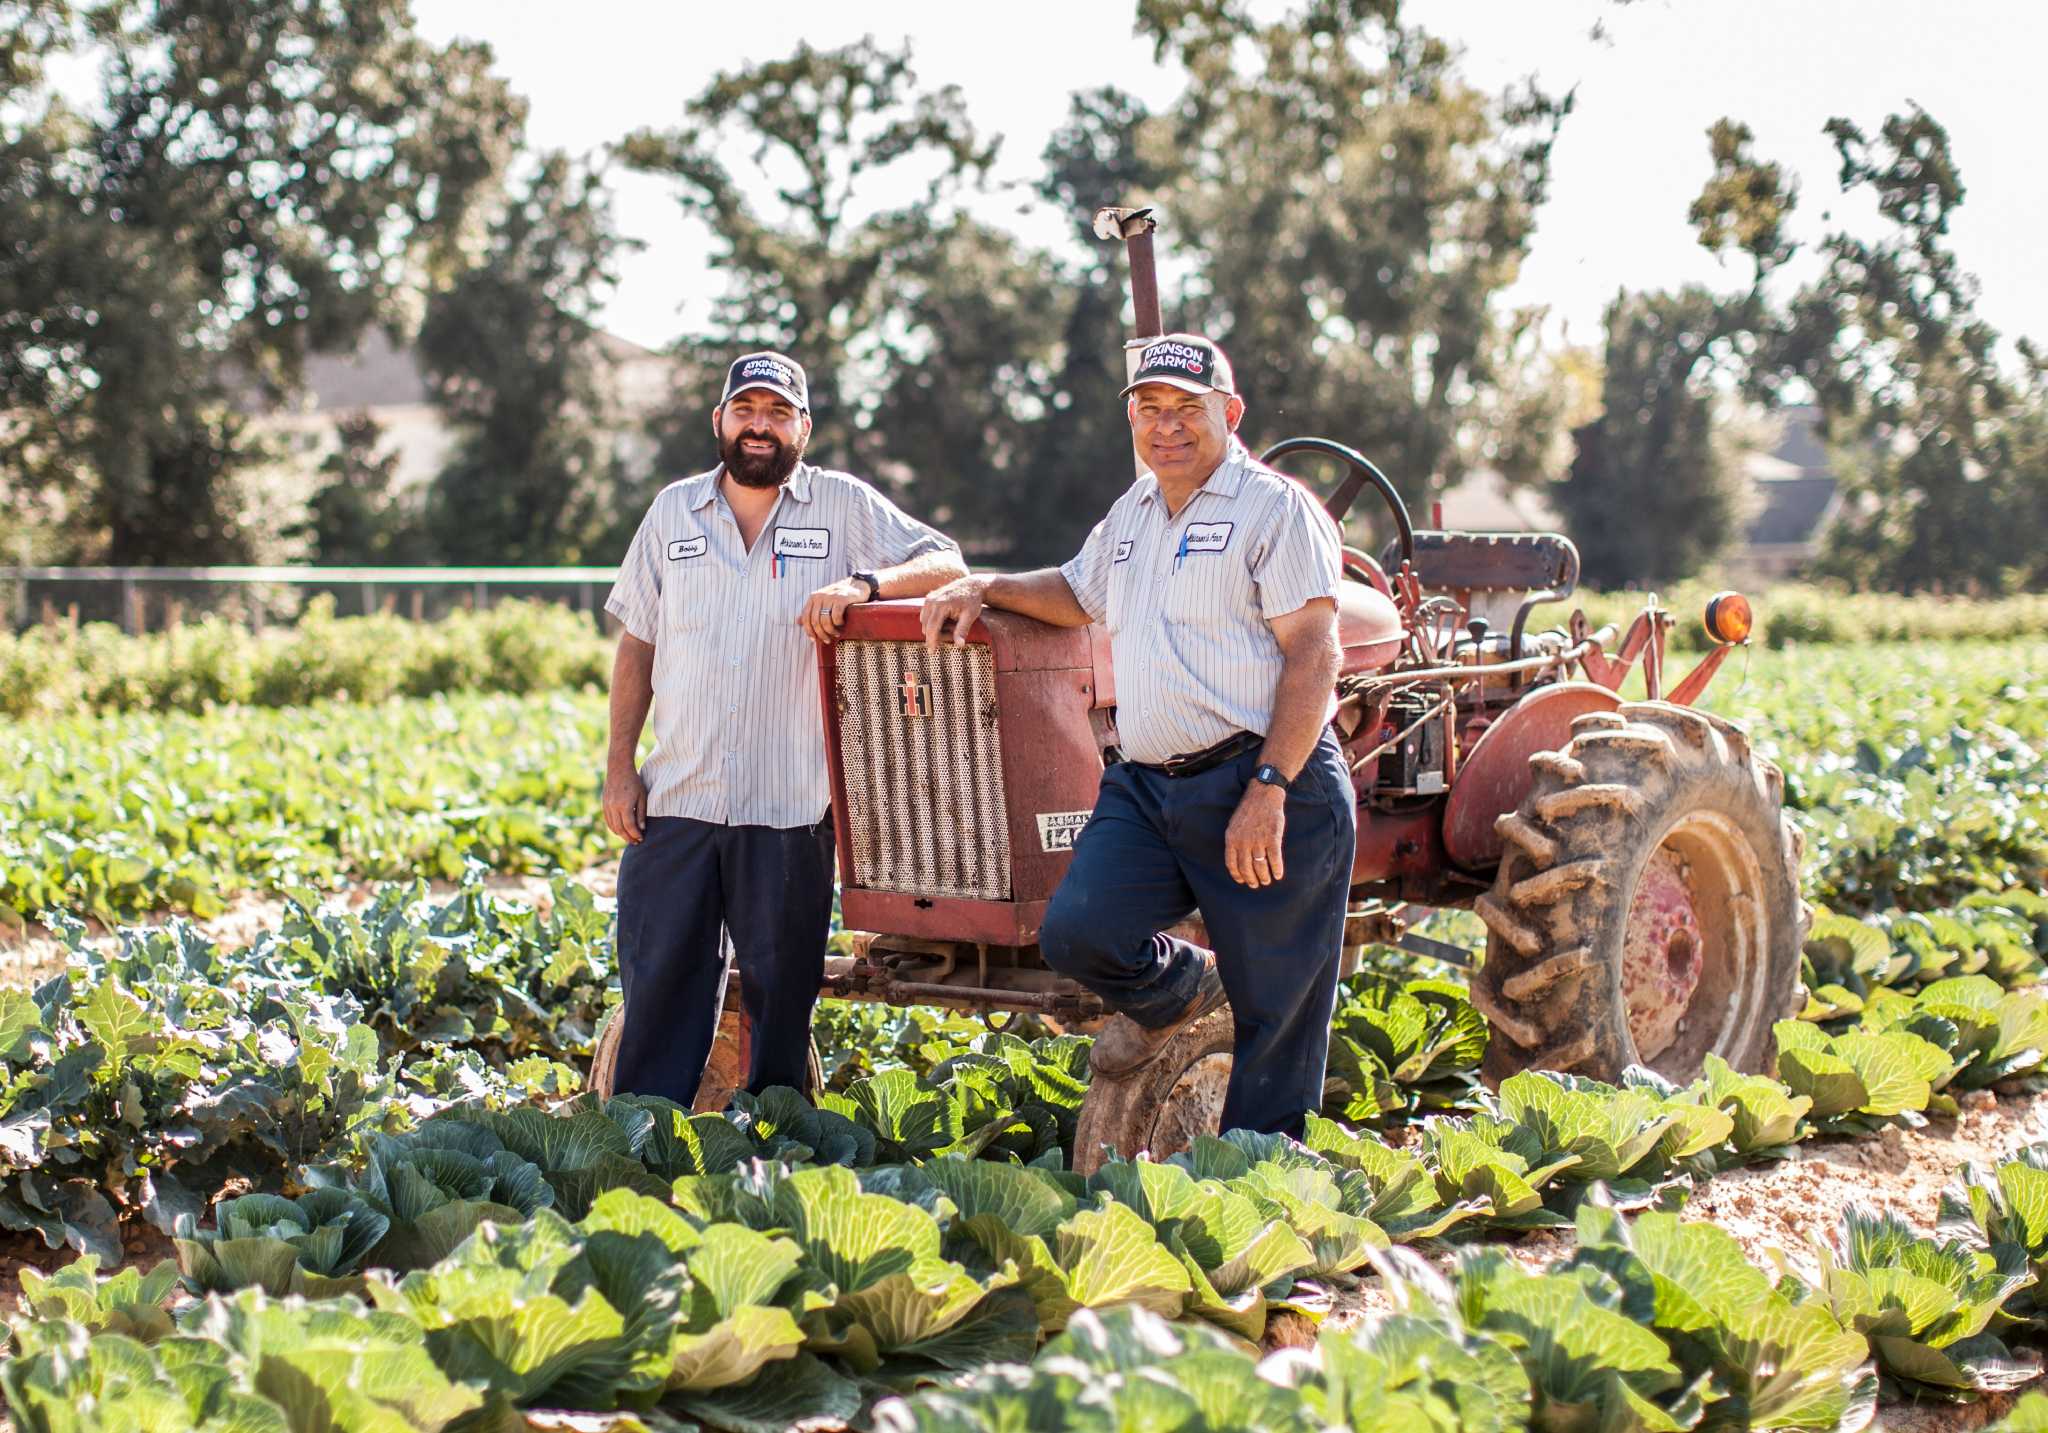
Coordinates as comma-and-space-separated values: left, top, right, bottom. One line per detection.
666, 536, 707, 561
773, 527, 831, 561
1182, 521, 1234, 555
1113, 539, 1134, 563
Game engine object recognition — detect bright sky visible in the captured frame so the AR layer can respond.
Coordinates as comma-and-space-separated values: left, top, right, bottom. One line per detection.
411, 0, 2048, 356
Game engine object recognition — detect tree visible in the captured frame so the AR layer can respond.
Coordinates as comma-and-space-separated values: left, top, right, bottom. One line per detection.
1130, 0, 1573, 525
0, 0, 523, 562
1553, 289, 1748, 585
621, 39, 996, 471
420, 153, 634, 565
1784, 110, 2044, 592
286, 413, 423, 564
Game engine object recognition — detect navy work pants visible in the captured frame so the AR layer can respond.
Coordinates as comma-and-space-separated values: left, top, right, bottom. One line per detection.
1039, 733, 1356, 1138
611, 814, 836, 1105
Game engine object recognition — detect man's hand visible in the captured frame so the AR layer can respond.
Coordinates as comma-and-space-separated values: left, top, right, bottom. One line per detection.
1224, 783, 1286, 887
800, 577, 873, 643
603, 765, 648, 844
921, 574, 991, 652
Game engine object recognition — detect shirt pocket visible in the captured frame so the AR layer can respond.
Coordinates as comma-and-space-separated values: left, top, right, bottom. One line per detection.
660, 545, 728, 631
1162, 542, 1252, 630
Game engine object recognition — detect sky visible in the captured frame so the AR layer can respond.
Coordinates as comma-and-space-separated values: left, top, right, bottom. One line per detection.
410, 0, 2048, 356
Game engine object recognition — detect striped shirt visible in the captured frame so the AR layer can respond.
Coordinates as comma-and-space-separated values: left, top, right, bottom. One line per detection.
1060, 438, 1344, 765
605, 463, 957, 828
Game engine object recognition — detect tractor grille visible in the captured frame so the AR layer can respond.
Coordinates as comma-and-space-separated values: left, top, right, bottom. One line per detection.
835, 640, 1012, 901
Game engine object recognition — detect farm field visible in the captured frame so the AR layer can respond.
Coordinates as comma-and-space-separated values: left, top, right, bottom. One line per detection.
0, 635, 2044, 1431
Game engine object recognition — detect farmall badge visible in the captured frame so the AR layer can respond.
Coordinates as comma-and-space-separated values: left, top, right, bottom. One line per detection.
898, 669, 934, 719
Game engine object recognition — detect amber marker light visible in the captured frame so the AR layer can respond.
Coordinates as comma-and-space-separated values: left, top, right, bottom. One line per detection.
1704, 591, 1753, 645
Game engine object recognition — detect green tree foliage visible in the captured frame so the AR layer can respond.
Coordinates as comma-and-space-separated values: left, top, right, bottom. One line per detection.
1554, 289, 1747, 586
1694, 109, 2046, 593
420, 154, 635, 565
620, 38, 997, 470
1132, 0, 1573, 515
285, 413, 423, 565
0, 0, 523, 563
1787, 110, 2045, 593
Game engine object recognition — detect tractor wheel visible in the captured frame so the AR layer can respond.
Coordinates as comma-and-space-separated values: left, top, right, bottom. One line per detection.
1470, 701, 1806, 1087
589, 996, 822, 1111
1070, 1008, 1236, 1176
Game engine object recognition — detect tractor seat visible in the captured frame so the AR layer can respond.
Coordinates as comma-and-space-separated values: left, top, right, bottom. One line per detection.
1377, 530, 1581, 654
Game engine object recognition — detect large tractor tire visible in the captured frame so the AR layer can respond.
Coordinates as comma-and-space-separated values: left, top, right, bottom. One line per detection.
1071, 1008, 1236, 1176
589, 991, 822, 1111
1471, 701, 1806, 1087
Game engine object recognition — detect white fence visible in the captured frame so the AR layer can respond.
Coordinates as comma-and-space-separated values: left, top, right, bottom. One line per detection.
3, 566, 621, 633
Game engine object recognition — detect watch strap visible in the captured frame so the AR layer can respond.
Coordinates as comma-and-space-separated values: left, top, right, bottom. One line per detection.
852, 570, 881, 601
1253, 762, 1289, 789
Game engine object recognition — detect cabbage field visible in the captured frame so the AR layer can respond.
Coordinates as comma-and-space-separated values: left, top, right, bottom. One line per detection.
0, 637, 2043, 1431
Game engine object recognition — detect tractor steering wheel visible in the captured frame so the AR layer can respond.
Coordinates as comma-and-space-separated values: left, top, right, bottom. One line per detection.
1258, 437, 1416, 569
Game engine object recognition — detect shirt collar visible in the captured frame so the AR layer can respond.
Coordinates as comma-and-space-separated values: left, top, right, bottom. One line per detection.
1134, 438, 1250, 508
687, 462, 815, 509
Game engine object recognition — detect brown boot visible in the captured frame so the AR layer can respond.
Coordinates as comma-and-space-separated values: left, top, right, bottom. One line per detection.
1088, 955, 1229, 1077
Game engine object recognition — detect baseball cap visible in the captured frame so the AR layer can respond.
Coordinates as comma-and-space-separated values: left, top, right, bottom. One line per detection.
721, 351, 809, 411
1121, 333, 1236, 398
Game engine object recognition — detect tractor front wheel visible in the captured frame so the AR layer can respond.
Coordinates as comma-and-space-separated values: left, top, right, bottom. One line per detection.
1470, 701, 1805, 1087
1071, 1008, 1236, 1176
589, 994, 822, 1110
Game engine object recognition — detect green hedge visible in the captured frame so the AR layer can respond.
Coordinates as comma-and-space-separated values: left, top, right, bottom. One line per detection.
0, 597, 612, 718
1577, 582, 2048, 652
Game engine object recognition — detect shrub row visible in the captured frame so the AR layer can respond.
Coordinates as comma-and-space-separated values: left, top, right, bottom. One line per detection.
0, 597, 612, 718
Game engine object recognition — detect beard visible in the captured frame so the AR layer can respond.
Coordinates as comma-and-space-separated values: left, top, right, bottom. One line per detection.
721, 428, 805, 488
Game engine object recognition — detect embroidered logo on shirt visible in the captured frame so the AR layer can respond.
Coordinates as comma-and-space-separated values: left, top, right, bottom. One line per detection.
1182, 521, 1233, 554
1113, 539, 1134, 563
773, 527, 831, 560
666, 536, 707, 560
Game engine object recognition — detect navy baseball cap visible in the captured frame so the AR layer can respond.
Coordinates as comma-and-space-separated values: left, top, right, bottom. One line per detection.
721, 351, 809, 411
1122, 333, 1236, 398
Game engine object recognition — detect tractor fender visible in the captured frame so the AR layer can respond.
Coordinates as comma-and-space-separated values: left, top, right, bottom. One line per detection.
1440, 682, 1624, 869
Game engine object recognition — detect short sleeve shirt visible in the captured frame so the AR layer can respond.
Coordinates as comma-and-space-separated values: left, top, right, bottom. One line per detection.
605, 463, 957, 827
1060, 439, 1344, 765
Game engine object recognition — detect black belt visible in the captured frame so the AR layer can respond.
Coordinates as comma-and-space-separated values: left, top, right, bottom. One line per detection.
1109, 730, 1264, 779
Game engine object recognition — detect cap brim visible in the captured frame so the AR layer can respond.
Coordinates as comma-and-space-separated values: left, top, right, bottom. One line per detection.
725, 381, 808, 411
1121, 374, 1221, 399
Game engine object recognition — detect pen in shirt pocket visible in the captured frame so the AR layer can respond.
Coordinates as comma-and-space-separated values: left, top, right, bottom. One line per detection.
1174, 530, 1189, 573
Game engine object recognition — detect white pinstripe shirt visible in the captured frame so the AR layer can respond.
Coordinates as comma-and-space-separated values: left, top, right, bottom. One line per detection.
605, 463, 957, 828
1061, 439, 1344, 765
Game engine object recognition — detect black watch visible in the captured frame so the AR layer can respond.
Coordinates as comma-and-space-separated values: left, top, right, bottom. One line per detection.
850, 570, 881, 602
1252, 762, 1290, 790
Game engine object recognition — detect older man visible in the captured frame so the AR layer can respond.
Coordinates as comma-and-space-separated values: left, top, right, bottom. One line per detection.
603, 352, 966, 1105
920, 333, 1353, 1138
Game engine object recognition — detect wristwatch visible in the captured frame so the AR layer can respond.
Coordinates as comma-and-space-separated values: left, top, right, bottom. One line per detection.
850, 570, 881, 602
1252, 763, 1290, 790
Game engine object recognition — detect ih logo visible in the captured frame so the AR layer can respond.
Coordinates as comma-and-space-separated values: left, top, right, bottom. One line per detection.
898, 669, 935, 719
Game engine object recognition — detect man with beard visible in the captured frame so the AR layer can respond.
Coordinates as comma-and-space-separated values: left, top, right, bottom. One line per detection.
601, 351, 965, 1105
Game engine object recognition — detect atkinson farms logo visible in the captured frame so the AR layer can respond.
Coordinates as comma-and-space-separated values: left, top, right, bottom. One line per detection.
1141, 341, 1209, 377
741, 358, 795, 387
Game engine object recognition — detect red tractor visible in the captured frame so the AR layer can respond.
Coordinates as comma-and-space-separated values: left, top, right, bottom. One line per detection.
594, 211, 1805, 1170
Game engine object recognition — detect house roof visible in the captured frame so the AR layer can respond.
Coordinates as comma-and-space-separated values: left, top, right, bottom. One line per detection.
1745, 475, 1838, 547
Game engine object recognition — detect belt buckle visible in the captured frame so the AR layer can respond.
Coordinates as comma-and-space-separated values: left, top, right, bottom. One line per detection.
1159, 752, 1190, 777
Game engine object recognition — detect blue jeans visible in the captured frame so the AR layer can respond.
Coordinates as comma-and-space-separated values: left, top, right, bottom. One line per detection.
612, 814, 836, 1105
1039, 733, 1355, 1137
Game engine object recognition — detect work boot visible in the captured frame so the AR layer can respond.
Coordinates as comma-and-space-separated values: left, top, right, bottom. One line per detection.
1089, 955, 1229, 1078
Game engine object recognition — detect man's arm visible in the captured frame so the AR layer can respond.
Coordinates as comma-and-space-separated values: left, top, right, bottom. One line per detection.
919, 569, 1094, 652
799, 548, 968, 641
602, 631, 656, 844
1224, 598, 1341, 888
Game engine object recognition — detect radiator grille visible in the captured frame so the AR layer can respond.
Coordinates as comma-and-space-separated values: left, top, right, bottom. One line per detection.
835, 640, 1011, 901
